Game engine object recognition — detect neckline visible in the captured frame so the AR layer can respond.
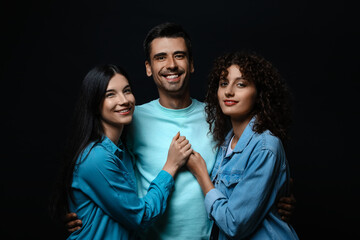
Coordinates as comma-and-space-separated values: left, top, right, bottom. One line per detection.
155, 98, 197, 117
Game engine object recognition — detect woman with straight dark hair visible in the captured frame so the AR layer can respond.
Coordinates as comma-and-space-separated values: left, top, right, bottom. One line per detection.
51, 64, 192, 239
186, 51, 299, 239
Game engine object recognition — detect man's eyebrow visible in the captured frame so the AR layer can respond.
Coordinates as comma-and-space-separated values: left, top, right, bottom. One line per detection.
153, 52, 166, 58
153, 51, 187, 59
174, 51, 187, 55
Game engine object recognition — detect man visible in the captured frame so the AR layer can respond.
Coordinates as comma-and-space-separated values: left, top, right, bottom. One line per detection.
65, 22, 295, 239
126, 23, 217, 239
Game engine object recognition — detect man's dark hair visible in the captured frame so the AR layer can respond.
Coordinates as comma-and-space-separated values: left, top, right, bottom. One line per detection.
143, 22, 193, 63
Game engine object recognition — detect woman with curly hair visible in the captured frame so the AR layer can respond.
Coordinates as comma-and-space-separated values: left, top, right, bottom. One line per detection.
186, 51, 299, 239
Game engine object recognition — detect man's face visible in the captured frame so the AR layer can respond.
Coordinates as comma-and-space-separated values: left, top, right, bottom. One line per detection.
145, 37, 194, 96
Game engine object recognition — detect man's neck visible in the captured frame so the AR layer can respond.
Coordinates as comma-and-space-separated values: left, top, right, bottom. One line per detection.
158, 91, 192, 109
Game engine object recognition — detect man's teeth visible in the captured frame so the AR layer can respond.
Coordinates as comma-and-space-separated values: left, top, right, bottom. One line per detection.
166, 75, 178, 79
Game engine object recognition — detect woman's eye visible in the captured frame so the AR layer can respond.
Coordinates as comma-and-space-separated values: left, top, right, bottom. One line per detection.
105, 93, 115, 98
124, 88, 132, 94
219, 80, 228, 87
237, 82, 246, 87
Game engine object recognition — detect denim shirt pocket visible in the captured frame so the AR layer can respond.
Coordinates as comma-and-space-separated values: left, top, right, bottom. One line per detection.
218, 173, 242, 198
220, 172, 242, 187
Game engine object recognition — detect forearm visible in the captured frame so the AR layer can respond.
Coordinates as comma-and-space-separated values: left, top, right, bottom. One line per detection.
206, 151, 281, 238
194, 168, 214, 195
162, 162, 180, 178
141, 170, 174, 228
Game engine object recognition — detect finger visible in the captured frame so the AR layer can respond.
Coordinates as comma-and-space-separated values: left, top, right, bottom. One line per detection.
194, 151, 201, 157
279, 196, 296, 204
179, 139, 190, 148
277, 208, 292, 217
66, 219, 82, 229
177, 136, 186, 143
277, 202, 295, 211
64, 212, 77, 222
172, 132, 180, 142
68, 226, 81, 233
182, 143, 192, 153
184, 143, 193, 153
184, 147, 193, 157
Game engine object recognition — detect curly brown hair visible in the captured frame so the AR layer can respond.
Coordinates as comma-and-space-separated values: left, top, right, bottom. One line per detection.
205, 51, 292, 148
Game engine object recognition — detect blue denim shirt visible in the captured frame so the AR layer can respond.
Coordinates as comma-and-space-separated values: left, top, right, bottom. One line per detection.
205, 118, 299, 239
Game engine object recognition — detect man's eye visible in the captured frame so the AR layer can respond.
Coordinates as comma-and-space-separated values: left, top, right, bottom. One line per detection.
175, 54, 185, 59
155, 56, 166, 61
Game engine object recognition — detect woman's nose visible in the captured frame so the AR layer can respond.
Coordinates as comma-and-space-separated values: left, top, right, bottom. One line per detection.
117, 94, 129, 105
224, 86, 234, 97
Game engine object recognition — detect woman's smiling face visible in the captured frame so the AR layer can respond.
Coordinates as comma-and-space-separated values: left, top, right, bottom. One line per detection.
217, 65, 257, 122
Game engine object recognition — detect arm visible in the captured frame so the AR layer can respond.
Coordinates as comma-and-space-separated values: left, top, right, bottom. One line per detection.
277, 177, 296, 222
205, 150, 284, 238
74, 148, 168, 231
68, 132, 192, 232
186, 150, 214, 195
64, 212, 82, 233
163, 132, 193, 177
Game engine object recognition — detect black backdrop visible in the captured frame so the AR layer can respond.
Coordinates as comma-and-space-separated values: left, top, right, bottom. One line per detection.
2, 0, 359, 239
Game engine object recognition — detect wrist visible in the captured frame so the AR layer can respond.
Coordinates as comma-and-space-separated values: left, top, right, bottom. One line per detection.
193, 167, 207, 180
162, 163, 179, 177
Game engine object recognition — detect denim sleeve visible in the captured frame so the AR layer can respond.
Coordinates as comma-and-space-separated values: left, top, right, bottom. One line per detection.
204, 149, 282, 238
75, 147, 174, 231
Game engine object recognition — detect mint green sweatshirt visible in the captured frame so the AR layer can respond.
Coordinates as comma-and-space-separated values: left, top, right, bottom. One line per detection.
127, 99, 217, 239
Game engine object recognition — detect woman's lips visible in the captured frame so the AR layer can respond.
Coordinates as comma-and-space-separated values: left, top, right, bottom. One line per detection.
224, 100, 238, 106
115, 107, 132, 115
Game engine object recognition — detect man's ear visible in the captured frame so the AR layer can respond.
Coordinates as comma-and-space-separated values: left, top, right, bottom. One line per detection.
190, 60, 195, 73
145, 61, 153, 77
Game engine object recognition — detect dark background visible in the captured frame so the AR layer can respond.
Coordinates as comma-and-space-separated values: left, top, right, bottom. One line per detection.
1, 0, 359, 239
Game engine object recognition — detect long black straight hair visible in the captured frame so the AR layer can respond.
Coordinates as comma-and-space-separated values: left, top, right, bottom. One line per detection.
50, 64, 130, 220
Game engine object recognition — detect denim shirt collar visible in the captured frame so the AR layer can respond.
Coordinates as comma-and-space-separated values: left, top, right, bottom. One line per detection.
221, 116, 256, 154
101, 135, 124, 159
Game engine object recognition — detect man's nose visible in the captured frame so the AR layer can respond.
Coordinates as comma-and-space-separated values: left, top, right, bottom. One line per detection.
166, 57, 177, 69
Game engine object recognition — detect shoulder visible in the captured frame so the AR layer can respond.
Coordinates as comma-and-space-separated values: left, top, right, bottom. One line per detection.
77, 143, 114, 168
134, 100, 158, 113
252, 130, 284, 156
189, 99, 206, 117
242, 131, 287, 172
192, 98, 205, 109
